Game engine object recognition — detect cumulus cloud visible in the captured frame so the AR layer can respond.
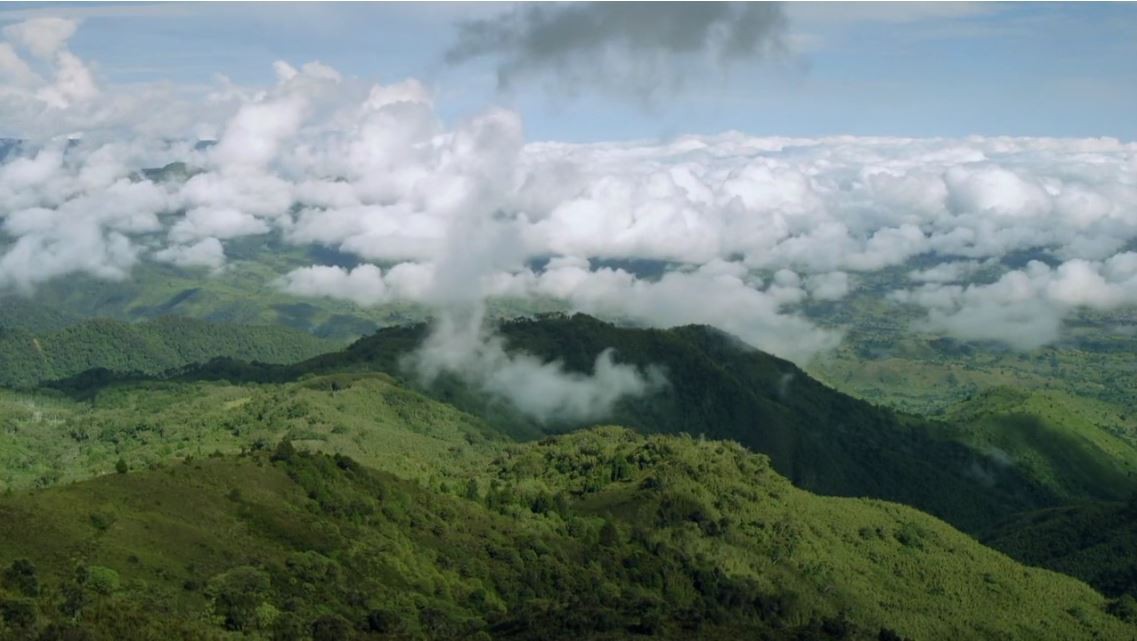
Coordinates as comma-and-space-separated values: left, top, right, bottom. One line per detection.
0, 42, 39, 86
153, 237, 226, 271
3, 17, 78, 59
4, 18, 1137, 363
805, 271, 850, 301
908, 260, 986, 284
893, 255, 1137, 349
445, 2, 788, 102
278, 264, 390, 307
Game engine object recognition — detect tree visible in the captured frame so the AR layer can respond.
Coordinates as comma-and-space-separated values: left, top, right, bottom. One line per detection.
114, 458, 128, 474
0, 597, 37, 629
207, 566, 273, 631
599, 520, 620, 547
271, 440, 297, 463
311, 614, 352, 641
610, 456, 633, 482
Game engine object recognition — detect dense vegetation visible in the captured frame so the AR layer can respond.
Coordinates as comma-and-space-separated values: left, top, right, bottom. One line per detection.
1, 427, 1133, 641
0, 316, 339, 388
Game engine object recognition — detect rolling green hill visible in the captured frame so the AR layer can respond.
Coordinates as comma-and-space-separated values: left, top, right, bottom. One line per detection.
0, 316, 340, 389
0, 428, 1132, 641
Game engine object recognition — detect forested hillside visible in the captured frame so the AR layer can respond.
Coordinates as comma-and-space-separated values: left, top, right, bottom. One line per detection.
0, 428, 1132, 641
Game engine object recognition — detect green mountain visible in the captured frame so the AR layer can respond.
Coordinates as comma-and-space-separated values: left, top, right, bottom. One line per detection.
1, 427, 1132, 641
167, 314, 1061, 534
0, 316, 339, 389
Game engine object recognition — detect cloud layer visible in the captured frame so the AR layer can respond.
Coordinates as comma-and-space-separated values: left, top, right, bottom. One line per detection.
3, 18, 1137, 368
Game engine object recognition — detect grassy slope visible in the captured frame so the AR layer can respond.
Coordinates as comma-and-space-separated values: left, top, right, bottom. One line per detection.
0, 428, 1132, 641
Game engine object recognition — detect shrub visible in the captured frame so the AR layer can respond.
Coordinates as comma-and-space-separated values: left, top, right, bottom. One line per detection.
87, 566, 120, 595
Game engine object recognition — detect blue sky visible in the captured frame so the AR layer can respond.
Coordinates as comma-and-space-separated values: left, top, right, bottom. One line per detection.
1, 1, 1135, 142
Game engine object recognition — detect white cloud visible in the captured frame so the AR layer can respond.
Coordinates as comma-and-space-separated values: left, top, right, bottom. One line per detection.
408, 305, 665, 424
806, 271, 850, 301
278, 263, 390, 307
3, 17, 77, 59
894, 255, 1137, 348
0, 42, 39, 85
3, 18, 1137, 359
153, 237, 226, 271
170, 207, 269, 242
909, 260, 985, 284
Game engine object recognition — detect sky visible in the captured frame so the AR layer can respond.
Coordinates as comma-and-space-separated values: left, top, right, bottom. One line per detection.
0, 1, 1135, 142
2, 2, 1137, 414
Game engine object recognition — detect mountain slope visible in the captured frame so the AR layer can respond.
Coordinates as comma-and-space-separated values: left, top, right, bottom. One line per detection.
171, 314, 1060, 533
0, 428, 1132, 641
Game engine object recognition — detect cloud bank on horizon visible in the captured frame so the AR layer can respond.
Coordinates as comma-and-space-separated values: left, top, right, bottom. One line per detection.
1, 15, 1137, 378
